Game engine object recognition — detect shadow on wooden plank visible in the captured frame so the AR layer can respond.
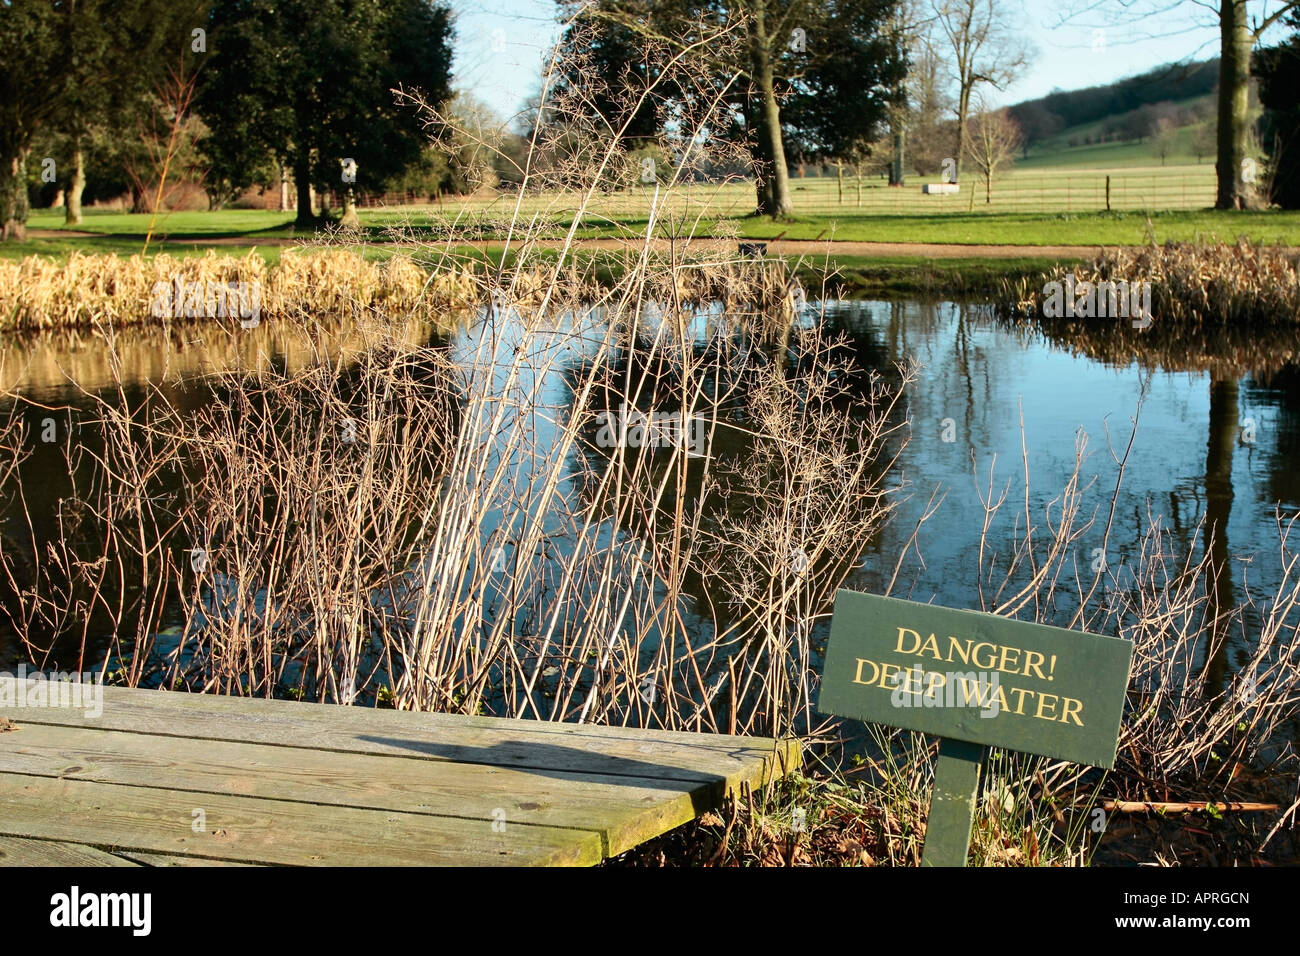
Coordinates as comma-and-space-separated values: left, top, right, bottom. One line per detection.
358, 734, 741, 812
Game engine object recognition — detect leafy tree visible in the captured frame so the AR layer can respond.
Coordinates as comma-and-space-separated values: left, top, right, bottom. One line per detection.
1152, 119, 1179, 165
55, 1, 204, 224
0, 2, 64, 239
198, 0, 454, 227
0, 1, 196, 237
1192, 120, 1218, 163
1013, 101, 1061, 158
1256, 10, 1300, 208
557, 0, 906, 217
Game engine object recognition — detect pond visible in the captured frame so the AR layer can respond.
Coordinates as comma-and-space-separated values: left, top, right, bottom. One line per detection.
2, 300, 1298, 741
828, 301, 1300, 694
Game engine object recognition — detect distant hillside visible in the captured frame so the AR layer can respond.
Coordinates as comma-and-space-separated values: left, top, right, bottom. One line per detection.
1008, 59, 1219, 154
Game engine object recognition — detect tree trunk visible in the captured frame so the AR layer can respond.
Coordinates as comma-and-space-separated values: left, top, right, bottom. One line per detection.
955, 89, 970, 183
751, 3, 793, 218
131, 182, 153, 214
294, 162, 315, 227
757, 89, 792, 216
66, 141, 86, 226
340, 186, 359, 229
1, 148, 31, 241
890, 122, 906, 186
1216, 0, 1255, 209
752, 113, 775, 213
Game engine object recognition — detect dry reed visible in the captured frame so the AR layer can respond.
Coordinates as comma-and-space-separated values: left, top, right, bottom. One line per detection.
1004, 239, 1300, 327
0, 249, 477, 331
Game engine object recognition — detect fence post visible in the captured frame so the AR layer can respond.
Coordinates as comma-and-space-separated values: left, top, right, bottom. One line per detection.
1106, 175, 1111, 212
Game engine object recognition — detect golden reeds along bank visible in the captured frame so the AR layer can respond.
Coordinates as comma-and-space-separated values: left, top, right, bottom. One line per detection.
1042, 274, 1152, 329
149, 276, 261, 327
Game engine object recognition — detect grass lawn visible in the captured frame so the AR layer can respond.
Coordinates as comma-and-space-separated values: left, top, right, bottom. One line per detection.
10, 196, 1300, 272
727, 209, 1300, 245
786, 254, 1068, 297
25, 207, 299, 238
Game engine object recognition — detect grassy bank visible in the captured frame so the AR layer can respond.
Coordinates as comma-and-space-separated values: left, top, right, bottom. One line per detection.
16, 205, 1300, 252
802, 254, 1066, 297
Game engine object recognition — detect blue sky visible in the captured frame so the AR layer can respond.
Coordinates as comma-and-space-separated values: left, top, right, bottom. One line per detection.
445, 1, 1290, 122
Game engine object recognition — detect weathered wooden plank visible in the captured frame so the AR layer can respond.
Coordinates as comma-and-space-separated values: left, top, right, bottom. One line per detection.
1, 722, 726, 856
115, 851, 253, 867
1, 683, 799, 786
0, 835, 140, 867
0, 773, 602, 866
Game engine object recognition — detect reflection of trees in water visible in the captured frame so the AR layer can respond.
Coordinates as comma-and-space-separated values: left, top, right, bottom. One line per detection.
1203, 377, 1238, 697
0, 314, 443, 400
559, 306, 910, 733
1013, 317, 1300, 380
0, 315, 453, 678
1248, 363, 1300, 507
1023, 315, 1300, 698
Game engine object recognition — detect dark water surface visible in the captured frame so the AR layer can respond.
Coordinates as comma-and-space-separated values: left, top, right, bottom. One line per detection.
3, 302, 1299, 705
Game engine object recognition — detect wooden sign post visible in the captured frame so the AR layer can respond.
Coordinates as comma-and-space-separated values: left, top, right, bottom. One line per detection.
817, 589, 1133, 866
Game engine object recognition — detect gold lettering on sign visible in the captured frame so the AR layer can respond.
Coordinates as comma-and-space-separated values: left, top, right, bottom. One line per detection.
855, 621, 1090, 727
854, 658, 880, 685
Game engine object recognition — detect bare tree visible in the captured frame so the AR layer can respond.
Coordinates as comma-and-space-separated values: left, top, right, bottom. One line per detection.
1193, 120, 1218, 164
906, 41, 956, 174
964, 101, 1020, 204
931, 0, 1032, 181
1152, 118, 1179, 165
884, 0, 939, 185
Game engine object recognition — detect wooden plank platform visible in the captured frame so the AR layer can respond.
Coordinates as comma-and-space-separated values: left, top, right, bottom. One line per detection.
0, 682, 798, 866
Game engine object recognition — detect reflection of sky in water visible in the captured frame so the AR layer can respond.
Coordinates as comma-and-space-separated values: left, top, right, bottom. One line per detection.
831, 301, 1300, 680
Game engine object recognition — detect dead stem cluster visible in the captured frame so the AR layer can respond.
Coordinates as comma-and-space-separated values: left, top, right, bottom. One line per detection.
1003, 240, 1300, 326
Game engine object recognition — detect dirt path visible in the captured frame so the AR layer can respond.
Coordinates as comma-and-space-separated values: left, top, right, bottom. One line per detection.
22, 228, 1121, 259
26, 229, 103, 240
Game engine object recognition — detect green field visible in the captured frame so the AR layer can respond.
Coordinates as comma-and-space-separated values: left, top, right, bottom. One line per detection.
8, 138, 1300, 272
14, 200, 1300, 254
